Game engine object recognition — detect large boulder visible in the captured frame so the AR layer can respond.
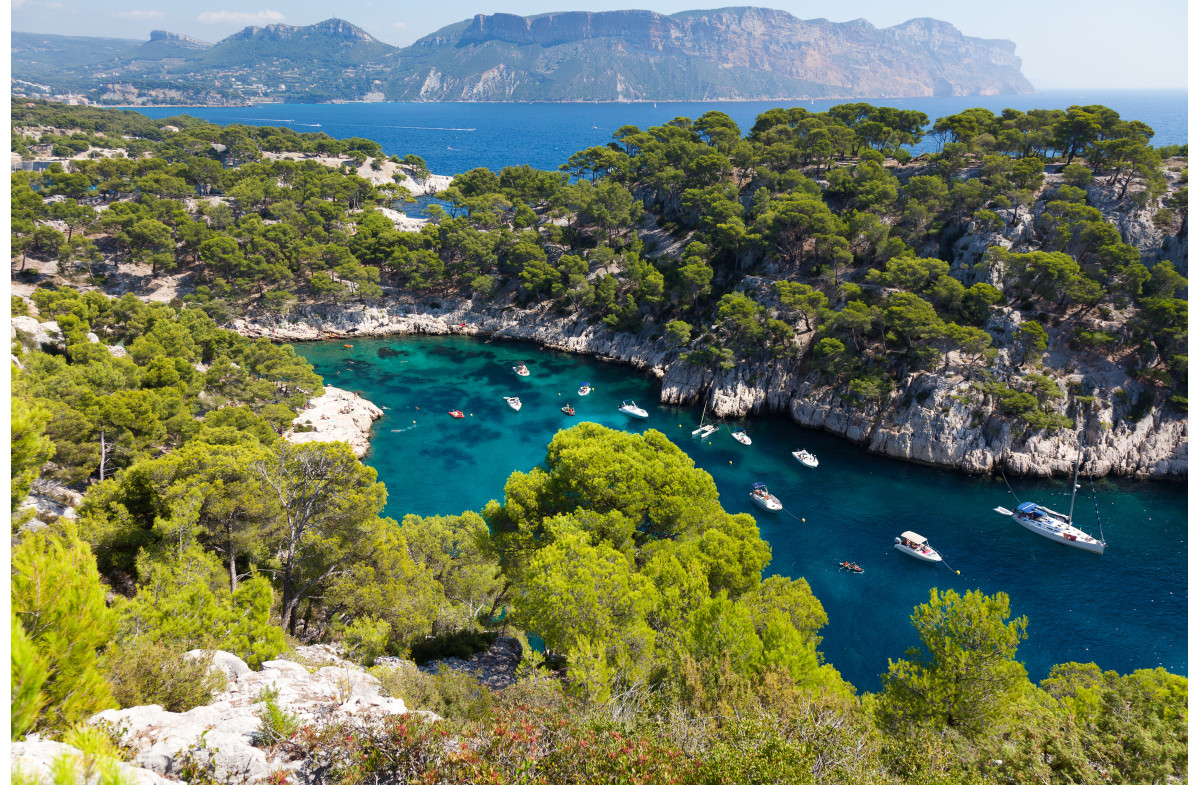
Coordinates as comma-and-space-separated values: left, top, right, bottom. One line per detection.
11, 316, 62, 350
185, 649, 252, 682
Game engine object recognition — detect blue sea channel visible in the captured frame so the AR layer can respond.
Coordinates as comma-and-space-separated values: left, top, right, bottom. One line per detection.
293, 336, 1188, 693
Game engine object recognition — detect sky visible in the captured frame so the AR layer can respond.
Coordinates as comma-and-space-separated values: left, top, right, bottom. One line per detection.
7, 0, 1190, 90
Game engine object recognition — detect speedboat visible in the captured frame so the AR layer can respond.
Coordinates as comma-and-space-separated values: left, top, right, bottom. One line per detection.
839, 561, 864, 573
792, 449, 819, 468
731, 428, 751, 446
618, 400, 649, 418
561, 405, 576, 416
749, 482, 782, 512
448, 410, 465, 419
692, 424, 718, 439
894, 531, 942, 563
513, 363, 530, 377
504, 396, 522, 411
578, 382, 591, 396
992, 439, 1105, 554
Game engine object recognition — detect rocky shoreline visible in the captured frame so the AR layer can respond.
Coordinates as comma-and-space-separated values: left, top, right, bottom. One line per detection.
235, 295, 1187, 481
286, 384, 383, 458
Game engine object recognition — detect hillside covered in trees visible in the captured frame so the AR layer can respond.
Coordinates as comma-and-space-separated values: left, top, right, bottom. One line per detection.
9, 98, 1190, 782
11, 97, 1187, 477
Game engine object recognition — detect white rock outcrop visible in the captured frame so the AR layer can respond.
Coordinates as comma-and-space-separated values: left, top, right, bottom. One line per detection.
11, 738, 174, 785
286, 385, 383, 458
93, 651, 420, 783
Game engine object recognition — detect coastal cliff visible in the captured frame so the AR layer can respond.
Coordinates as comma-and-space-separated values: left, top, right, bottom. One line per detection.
232, 294, 1186, 480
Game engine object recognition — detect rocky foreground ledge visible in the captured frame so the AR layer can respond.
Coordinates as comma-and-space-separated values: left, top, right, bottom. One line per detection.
12, 648, 436, 784
237, 295, 1187, 480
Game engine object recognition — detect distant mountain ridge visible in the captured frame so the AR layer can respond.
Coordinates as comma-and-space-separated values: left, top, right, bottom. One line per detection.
11, 7, 1034, 105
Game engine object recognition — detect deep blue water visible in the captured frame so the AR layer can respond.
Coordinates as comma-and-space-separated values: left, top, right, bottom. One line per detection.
135, 89, 1186, 175
295, 336, 1188, 693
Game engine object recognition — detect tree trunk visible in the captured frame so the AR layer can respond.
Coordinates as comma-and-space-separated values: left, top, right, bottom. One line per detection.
98, 428, 107, 481
226, 521, 238, 593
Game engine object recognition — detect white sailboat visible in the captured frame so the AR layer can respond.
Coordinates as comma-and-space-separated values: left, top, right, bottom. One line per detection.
691, 400, 718, 438
993, 437, 1106, 554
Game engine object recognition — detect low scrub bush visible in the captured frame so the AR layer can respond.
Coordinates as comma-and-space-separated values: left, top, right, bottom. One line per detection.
104, 639, 224, 713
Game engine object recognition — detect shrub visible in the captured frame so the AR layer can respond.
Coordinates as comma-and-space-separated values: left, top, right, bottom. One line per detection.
338, 616, 391, 666
11, 524, 116, 731
373, 665, 495, 723
409, 629, 496, 665
12, 612, 49, 739
256, 685, 301, 746
104, 639, 224, 713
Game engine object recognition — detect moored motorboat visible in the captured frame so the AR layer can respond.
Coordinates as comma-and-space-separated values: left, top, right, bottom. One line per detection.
749, 482, 782, 512
731, 427, 751, 446
578, 382, 591, 396
448, 410, 465, 419
894, 531, 942, 563
513, 363, 530, 376
618, 400, 649, 418
792, 449, 819, 468
561, 405, 575, 416
504, 396, 522, 411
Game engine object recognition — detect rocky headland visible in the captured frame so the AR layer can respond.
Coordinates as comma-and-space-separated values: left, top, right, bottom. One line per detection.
286, 385, 384, 458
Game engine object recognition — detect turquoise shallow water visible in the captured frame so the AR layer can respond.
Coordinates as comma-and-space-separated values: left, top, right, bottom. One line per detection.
295, 336, 1188, 692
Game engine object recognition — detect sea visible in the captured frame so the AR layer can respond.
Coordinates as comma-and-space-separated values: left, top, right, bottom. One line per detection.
133, 89, 1188, 176
294, 336, 1188, 693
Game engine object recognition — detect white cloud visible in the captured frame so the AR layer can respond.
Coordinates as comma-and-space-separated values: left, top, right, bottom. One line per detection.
113, 9, 165, 20
197, 10, 285, 25
392, 21, 407, 29
45, 1, 62, 7
12, 0, 31, 8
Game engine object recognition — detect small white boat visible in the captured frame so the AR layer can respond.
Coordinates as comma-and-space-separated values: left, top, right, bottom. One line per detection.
750, 482, 782, 512
894, 531, 942, 563
618, 400, 649, 418
513, 363, 530, 377
578, 382, 591, 396
692, 424, 718, 438
504, 396, 522, 411
792, 449, 819, 468
731, 427, 751, 446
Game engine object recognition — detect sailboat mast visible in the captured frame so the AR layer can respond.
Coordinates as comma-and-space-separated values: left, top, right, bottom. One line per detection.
1066, 429, 1083, 524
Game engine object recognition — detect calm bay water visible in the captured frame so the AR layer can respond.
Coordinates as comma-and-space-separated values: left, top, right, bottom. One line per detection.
295, 336, 1188, 692
135, 89, 1187, 175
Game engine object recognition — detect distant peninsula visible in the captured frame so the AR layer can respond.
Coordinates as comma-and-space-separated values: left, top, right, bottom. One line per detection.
11, 7, 1034, 106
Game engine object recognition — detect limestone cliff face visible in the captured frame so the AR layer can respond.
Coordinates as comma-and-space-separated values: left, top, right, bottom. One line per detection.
233, 290, 1185, 481
391, 7, 1034, 101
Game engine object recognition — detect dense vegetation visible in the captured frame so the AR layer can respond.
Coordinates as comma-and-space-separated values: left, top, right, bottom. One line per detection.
11, 100, 1187, 783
